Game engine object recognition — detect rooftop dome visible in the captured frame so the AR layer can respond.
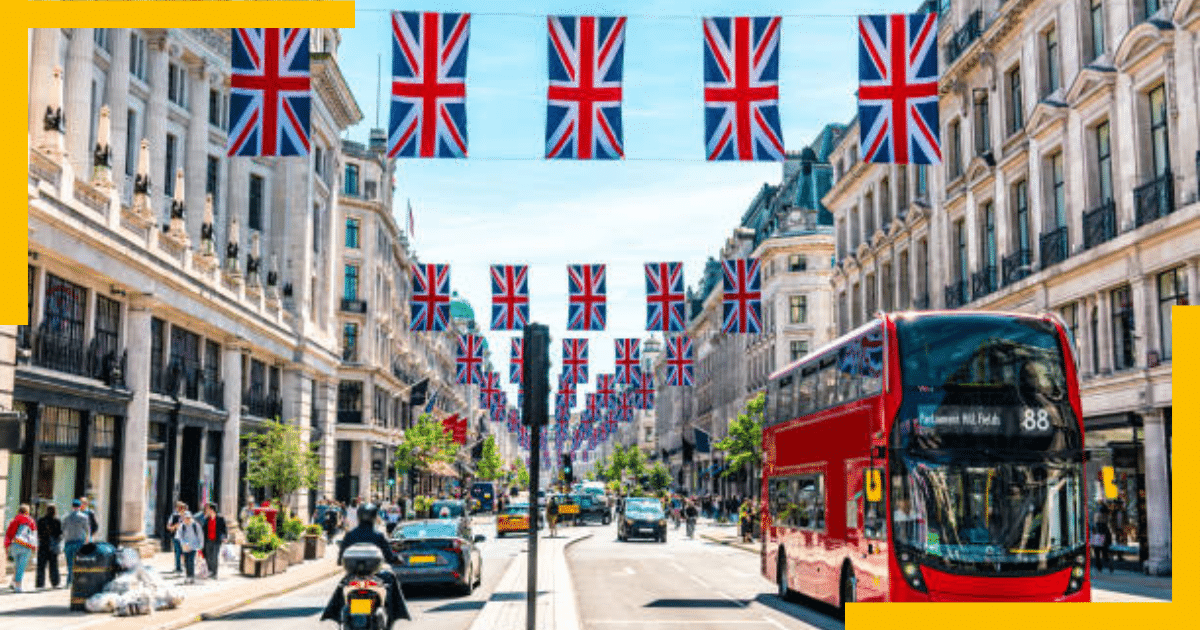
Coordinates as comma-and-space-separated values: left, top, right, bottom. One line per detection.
449, 291, 475, 321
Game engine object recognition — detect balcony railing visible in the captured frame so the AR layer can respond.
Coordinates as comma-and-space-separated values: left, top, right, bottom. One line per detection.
944, 280, 969, 309
1002, 249, 1033, 286
1083, 200, 1117, 249
342, 347, 358, 363
947, 10, 982, 65
338, 410, 364, 424
1134, 171, 1175, 228
31, 324, 88, 377
341, 298, 368, 313
244, 390, 283, 419
203, 377, 225, 409
971, 266, 997, 300
1039, 226, 1069, 269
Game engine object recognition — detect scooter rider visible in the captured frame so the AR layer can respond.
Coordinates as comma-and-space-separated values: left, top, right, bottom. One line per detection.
320, 503, 411, 627
684, 499, 699, 538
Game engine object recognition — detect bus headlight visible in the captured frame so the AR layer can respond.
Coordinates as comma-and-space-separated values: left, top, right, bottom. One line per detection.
900, 562, 926, 593
1064, 553, 1087, 596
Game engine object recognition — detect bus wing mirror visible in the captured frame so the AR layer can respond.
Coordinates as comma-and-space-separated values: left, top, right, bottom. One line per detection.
1101, 466, 1118, 500
865, 468, 883, 502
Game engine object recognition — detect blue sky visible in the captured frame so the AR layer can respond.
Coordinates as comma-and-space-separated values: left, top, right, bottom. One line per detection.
336, 0, 916, 402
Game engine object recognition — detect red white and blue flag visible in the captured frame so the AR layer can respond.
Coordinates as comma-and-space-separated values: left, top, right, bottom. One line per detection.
455, 334, 484, 385
510, 338, 524, 384
635, 371, 655, 409
228, 29, 311, 157
858, 13, 941, 164
410, 263, 451, 331
389, 11, 470, 158
721, 258, 762, 333
645, 262, 686, 332
546, 16, 627, 160
562, 338, 589, 384
596, 374, 616, 409
614, 338, 641, 385
480, 371, 501, 408
558, 374, 577, 408
665, 336, 694, 386
703, 17, 784, 161
617, 391, 634, 422
567, 264, 607, 331
491, 265, 529, 330
555, 394, 570, 423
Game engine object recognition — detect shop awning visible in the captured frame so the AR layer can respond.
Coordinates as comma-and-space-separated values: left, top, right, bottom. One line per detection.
428, 461, 459, 478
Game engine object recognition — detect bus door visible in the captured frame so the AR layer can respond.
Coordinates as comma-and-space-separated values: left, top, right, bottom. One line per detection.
845, 458, 888, 602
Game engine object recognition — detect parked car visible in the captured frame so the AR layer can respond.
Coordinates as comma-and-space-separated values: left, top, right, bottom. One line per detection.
390, 519, 484, 595
618, 497, 667, 543
566, 493, 611, 525
496, 502, 541, 537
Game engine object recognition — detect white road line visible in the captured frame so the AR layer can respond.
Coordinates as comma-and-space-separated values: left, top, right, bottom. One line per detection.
589, 621, 774, 625
669, 561, 687, 573
760, 614, 792, 629
625, 566, 636, 575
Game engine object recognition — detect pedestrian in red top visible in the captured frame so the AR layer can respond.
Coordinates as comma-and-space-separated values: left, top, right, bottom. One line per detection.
200, 503, 227, 580
5, 504, 38, 592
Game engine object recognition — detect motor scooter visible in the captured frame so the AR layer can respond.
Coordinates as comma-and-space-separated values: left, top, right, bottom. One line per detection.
335, 544, 390, 630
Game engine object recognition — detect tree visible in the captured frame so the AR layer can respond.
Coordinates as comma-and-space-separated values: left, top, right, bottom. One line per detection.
625, 446, 648, 482
243, 420, 321, 512
648, 462, 671, 493
476, 435, 502, 481
394, 414, 457, 497
715, 392, 765, 494
584, 470, 596, 481
513, 458, 529, 490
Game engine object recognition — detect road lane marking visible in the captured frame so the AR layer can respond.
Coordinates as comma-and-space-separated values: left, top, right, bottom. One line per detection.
588, 621, 773, 625
625, 566, 636, 575
761, 615, 791, 629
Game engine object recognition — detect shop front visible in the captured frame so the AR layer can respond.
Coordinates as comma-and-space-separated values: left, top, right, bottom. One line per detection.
1084, 413, 1157, 569
150, 400, 225, 550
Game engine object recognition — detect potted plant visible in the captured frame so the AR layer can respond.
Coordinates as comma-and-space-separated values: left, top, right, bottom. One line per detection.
414, 495, 433, 519
278, 517, 306, 565
303, 524, 326, 560
241, 515, 285, 577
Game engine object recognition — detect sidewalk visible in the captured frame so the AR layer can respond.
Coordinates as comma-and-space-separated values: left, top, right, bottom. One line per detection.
466, 529, 590, 630
0, 543, 340, 630
697, 521, 760, 554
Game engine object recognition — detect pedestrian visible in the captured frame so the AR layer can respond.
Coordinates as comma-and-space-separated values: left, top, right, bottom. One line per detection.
685, 499, 698, 538
36, 504, 63, 589
1092, 502, 1113, 574
5, 504, 37, 592
175, 511, 203, 585
166, 502, 188, 574
200, 503, 227, 580
546, 495, 559, 538
62, 499, 91, 585
239, 495, 256, 529
345, 498, 360, 531
739, 499, 752, 543
79, 496, 100, 538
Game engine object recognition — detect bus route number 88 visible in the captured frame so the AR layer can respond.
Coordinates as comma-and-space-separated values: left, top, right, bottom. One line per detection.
1021, 408, 1051, 433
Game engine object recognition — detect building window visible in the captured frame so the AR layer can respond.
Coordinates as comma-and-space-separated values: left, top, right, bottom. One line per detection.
94, 28, 112, 53
948, 119, 963, 179
124, 108, 138, 177
1007, 65, 1024, 133
864, 191, 876, 237
917, 238, 929, 300
167, 62, 187, 107
312, 204, 321, 254
338, 381, 363, 412
344, 164, 359, 196
982, 201, 996, 280
1111, 285, 1135, 370
1044, 27, 1060, 95
204, 339, 221, 390
129, 32, 147, 81
343, 322, 359, 362
897, 165, 908, 210
836, 220, 846, 260
899, 250, 911, 307
974, 91, 991, 154
789, 295, 808, 324
881, 263, 893, 312
850, 206, 861, 249
1061, 302, 1080, 364
248, 174, 264, 231
1089, 0, 1106, 61
1142, 0, 1162, 21
851, 283, 861, 328
1095, 121, 1113, 204
364, 180, 378, 200
865, 273, 877, 316
164, 134, 177, 197
1090, 305, 1100, 374
1047, 152, 1065, 228
344, 264, 359, 301
94, 294, 121, 362
790, 340, 808, 362
838, 292, 849, 335
150, 318, 165, 391
43, 274, 86, 347
1148, 84, 1170, 177
788, 254, 806, 272
208, 89, 222, 127
880, 177, 891, 226
1013, 180, 1030, 252
170, 325, 201, 398
345, 218, 360, 249
916, 164, 928, 198
205, 155, 220, 218
1158, 267, 1187, 360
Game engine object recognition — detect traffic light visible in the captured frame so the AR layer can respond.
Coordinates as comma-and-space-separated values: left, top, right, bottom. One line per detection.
522, 323, 550, 426
562, 453, 574, 485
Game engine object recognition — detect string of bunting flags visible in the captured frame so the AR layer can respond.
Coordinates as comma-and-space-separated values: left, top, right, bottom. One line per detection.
225, 12, 940, 163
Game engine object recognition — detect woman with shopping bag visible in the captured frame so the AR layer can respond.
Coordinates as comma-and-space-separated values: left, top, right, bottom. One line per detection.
4, 504, 38, 592
174, 512, 203, 585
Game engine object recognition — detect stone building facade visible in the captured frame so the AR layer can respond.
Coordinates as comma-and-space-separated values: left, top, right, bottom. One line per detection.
824, 0, 1191, 574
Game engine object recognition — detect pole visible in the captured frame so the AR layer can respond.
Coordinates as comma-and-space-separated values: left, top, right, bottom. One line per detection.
526, 420, 541, 630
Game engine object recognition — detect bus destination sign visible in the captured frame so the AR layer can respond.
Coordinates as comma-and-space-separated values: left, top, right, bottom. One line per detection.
916, 405, 1055, 435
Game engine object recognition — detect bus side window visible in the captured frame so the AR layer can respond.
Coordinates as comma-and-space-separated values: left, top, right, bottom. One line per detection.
815, 474, 826, 530
777, 376, 793, 423
799, 367, 816, 413
821, 361, 838, 407
861, 326, 883, 394
864, 490, 885, 539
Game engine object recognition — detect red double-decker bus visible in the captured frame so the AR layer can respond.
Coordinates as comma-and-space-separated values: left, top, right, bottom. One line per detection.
760, 311, 1088, 606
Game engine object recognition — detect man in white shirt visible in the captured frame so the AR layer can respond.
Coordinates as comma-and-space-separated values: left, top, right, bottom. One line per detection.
344, 499, 359, 532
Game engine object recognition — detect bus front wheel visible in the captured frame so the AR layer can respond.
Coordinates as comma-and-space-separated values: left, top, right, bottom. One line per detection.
839, 566, 857, 612
776, 552, 790, 601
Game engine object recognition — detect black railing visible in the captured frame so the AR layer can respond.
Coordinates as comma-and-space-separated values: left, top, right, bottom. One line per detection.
944, 280, 969, 309
340, 298, 368, 313
244, 389, 282, 419
17, 325, 31, 351
972, 266, 997, 300
1002, 249, 1033, 286
913, 293, 930, 310
1039, 226, 1069, 269
342, 347, 358, 362
203, 377, 225, 409
32, 323, 91, 377
84, 338, 127, 387
338, 410, 363, 424
151, 359, 172, 395
947, 10, 982, 64
1083, 200, 1117, 249
1134, 171, 1175, 228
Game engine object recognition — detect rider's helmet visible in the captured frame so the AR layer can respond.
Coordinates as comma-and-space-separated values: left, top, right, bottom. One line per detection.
358, 503, 379, 527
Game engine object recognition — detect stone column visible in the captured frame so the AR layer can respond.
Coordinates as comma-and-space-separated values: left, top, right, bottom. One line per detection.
357, 440, 372, 501
1097, 290, 1113, 373
186, 59, 211, 245
282, 367, 311, 517
1131, 274, 1149, 367
63, 28, 94, 177
1113, 72, 1139, 232
220, 342, 243, 521
1172, 32, 1199, 205
118, 300, 152, 546
1142, 408, 1172, 575
145, 33, 169, 220
106, 29, 131, 215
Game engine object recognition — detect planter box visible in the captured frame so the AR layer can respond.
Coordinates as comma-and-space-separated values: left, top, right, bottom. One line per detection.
240, 546, 277, 577
285, 540, 305, 565
303, 535, 326, 560
272, 548, 290, 573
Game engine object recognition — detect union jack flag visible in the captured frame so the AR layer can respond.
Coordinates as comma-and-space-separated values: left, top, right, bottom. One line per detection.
585, 393, 598, 417
228, 29, 311, 157
389, 11, 470, 158
455, 334, 484, 385
645, 262, 686, 332
858, 13, 941, 164
567, 264, 607, 331
614, 339, 641, 385
635, 371, 655, 409
510, 338, 524, 384
665, 336, 694, 386
491, 265, 529, 330
721, 258, 762, 333
617, 391, 634, 422
410, 263, 451, 331
562, 338, 589, 384
480, 371, 501, 408
703, 17, 784, 161
555, 394, 570, 423
507, 408, 519, 431
558, 374, 577, 407
546, 16, 627, 160
596, 374, 616, 408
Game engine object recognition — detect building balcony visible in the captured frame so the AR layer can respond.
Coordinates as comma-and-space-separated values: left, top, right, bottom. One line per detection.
342, 347, 359, 363
244, 390, 283, 419
30, 324, 88, 378
203, 377, 225, 409
1134, 171, 1175, 228
341, 298, 368, 314
338, 410, 363, 424
1083, 200, 1117, 250
946, 10, 982, 65
1001, 249, 1032, 286
1039, 226, 1069, 270
971, 266, 997, 300
944, 280, 968, 309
